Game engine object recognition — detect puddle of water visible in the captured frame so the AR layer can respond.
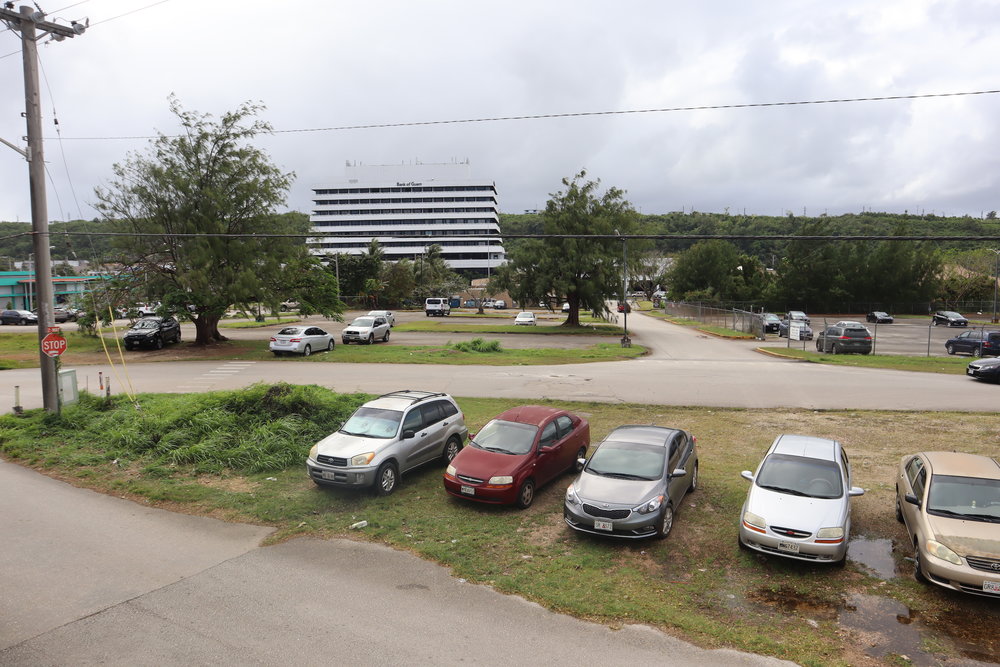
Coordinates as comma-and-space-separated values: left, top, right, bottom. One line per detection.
747, 586, 840, 620
838, 593, 933, 665
848, 537, 897, 579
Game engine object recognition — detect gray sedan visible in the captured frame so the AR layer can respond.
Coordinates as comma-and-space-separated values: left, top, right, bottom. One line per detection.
564, 425, 698, 539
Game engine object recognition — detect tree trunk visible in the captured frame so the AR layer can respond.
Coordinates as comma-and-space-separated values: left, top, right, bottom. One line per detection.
193, 312, 228, 344
564, 295, 581, 327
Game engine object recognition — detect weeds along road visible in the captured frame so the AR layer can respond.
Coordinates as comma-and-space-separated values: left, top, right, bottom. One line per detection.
3, 312, 997, 412
0, 458, 792, 666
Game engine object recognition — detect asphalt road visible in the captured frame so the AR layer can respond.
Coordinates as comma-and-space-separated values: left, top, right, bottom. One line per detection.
3, 311, 998, 412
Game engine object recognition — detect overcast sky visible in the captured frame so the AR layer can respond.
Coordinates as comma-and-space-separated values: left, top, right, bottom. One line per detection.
1, 0, 998, 224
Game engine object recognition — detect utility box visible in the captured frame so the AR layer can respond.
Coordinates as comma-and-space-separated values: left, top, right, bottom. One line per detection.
58, 368, 79, 406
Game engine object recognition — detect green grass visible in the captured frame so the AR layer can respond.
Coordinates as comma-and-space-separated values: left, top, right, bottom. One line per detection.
395, 321, 623, 335
759, 347, 971, 374
2, 387, 996, 665
219, 317, 301, 329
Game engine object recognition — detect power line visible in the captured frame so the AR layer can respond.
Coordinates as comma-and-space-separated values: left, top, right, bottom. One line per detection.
6, 230, 1000, 243
52, 89, 1000, 141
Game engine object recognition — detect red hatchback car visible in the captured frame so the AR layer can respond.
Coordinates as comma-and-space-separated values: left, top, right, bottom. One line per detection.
443, 406, 590, 508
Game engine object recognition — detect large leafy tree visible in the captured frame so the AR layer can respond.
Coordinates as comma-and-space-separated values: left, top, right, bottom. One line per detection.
500, 171, 638, 326
94, 97, 339, 343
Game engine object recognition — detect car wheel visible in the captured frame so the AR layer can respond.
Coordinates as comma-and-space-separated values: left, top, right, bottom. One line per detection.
895, 492, 904, 523
367, 334, 374, 345
516, 479, 535, 509
382, 329, 390, 343
831, 344, 838, 355
175, 331, 181, 343
272, 351, 282, 357
342, 340, 349, 345
816, 341, 822, 352
442, 436, 462, 464
689, 462, 699, 493
374, 461, 398, 496
914, 543, 928, 583
945, 344, 954, 355
19, 318, 26, 325
303, 344, 312, 356
155, 336, 163, 350
326, 340, 334, 352
656, 504, 674, 539
573, 446, 587, 473
973, 347, 982, 358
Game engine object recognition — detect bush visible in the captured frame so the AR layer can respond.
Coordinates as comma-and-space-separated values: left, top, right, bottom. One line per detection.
450, 338, 502, 353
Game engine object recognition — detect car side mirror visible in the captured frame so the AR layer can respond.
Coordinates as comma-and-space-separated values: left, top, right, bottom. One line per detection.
670, 467, 687, 478
904, 493, 921, 507
848, 486, 865, 497
576, 457, 587, 468
740, 470, 754, 481
401, 430, 415, 440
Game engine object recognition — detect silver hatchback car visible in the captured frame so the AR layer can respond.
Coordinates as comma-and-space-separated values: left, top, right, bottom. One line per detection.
307, 390, 468, 495
739, 434, 864, 564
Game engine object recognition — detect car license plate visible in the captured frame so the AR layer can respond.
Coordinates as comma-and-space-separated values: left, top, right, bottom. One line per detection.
321, 470, 337, 481
460, 485, 475, 496
594, 520, 613, 531
984, 581, 1000, 593
967, 368, 975, 376
777, 541, 800, 553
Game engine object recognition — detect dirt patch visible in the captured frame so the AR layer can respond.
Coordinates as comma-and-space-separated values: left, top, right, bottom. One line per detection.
748, 585, 843, 620
196, 475, 258, 494
525, 512, 568, 547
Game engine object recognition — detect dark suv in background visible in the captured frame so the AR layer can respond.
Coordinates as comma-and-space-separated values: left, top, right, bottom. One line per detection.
945, 330, 1000, 357
815, 324, 873, 354
123, 316, 181, 350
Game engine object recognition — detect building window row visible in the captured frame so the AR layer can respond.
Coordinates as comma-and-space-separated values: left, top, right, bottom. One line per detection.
313, 196, 496, 205
314, 185, 496, 195
310, 218, 498, 228
313, 207, 496, 216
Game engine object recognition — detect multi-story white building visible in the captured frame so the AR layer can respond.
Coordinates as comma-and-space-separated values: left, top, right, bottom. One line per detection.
308, 162, 505, 275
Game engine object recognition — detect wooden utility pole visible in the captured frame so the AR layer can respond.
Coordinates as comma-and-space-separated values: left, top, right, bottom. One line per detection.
0, 4, 87, 413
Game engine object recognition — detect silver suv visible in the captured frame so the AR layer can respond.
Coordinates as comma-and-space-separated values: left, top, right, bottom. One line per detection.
307, 390, 468, 495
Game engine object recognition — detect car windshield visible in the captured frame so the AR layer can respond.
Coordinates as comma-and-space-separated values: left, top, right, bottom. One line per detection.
339, 407, 402, 439
755, 453, 843, 499
368, 311, 386, 316
927, 475, 1000, 522
764, 314, 780, 322
586, 441, 665, 481
471, 419, 538, 455
134, 320, 160, 330
941, 311, 961, 318
789, 311, 806, 319
351, 317, 375, 327
277, 327, 303, 335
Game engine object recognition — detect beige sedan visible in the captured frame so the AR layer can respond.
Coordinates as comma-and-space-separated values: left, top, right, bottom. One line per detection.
896, 451, 1000, 597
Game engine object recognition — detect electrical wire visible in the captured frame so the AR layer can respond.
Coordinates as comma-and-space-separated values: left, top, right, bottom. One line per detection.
37, 51, 84, 219
54, 89, 1000, 141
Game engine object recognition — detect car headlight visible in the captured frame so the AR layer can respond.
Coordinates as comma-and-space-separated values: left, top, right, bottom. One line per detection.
309, 444, 318, 460
351, 452, 375, 466
565, 485, 581, 505
816, 527, 845, 540
743, 510, 767, 530
925, 539, 963, 565
488, 475, 513, 485
446, 464, 456, 477
634, 495, 663, 514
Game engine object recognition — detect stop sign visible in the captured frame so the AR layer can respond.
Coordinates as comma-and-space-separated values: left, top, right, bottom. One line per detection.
41, 332, 67, 357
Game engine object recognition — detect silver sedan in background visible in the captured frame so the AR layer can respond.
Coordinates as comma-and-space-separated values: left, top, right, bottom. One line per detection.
269, 325, 334, 356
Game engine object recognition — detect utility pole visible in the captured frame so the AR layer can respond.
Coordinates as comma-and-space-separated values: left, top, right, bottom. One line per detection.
1, 4, 87, 413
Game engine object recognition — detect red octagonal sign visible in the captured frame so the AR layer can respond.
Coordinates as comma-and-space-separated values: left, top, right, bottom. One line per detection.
41, 332, 67, 357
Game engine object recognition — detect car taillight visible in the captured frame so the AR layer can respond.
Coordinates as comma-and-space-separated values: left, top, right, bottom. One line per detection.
269, 337, 277, 342
290, 338, 302, 342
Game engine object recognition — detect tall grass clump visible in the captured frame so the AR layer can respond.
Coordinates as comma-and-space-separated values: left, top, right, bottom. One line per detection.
0, 383, 367, 475
450, 337, 503, 353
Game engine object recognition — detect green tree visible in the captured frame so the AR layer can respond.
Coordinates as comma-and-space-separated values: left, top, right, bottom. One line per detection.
379, 258, 415, 308
501, 171, 638, 326
668, 240, 744, 302
94, 97, 319, 344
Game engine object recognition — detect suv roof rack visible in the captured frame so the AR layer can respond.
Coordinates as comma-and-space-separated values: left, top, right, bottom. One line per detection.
377, 390, 448, 405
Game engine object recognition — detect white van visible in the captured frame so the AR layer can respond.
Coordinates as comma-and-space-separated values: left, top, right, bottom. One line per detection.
424, 297, 452, 317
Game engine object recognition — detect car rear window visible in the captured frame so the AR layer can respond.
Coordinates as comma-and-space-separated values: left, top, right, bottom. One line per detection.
277, 327, 303, 335
843, 329, 869, 338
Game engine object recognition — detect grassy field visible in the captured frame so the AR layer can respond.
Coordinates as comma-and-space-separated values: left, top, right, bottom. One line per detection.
760, 347, 972, 374
394, 320, 623, 335
0, 332, 644, 367
2, 385, 997, 666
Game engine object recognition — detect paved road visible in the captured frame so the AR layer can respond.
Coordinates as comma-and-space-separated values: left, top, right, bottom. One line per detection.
3, 311, 998, 412
0, 458, 790, 666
